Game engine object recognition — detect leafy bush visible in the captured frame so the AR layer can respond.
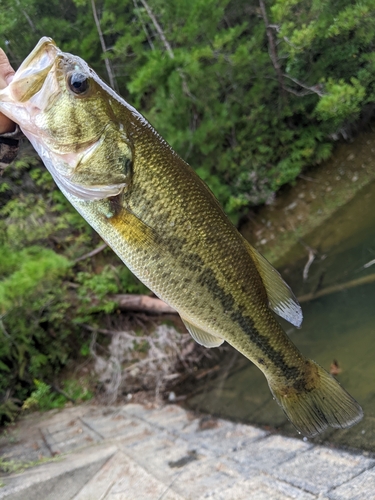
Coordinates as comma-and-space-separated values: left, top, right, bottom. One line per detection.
22, 379, 93, 411
0, 151, 148, 423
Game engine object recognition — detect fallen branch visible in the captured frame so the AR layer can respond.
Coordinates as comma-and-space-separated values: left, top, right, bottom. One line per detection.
51, 383, 76, 404
298, 174, 320, 183
297, 272, 375, 303
363, 258, 375, 269
112, 294, 177, 314
303, 247, 316, 281
195, 365, 220, 380
74, 242, 108, 263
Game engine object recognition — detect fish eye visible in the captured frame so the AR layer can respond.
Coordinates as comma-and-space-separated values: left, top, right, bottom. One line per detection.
68, 72, 89, 95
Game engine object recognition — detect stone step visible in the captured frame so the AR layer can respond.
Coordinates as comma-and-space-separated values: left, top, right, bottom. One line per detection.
1, 403, 375, 499
74, 450, 184, 500
0, 445, 117, 500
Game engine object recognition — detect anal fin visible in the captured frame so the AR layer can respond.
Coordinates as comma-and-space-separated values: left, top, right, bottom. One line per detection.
181, 317, 224, 348
243, 238, 303, 328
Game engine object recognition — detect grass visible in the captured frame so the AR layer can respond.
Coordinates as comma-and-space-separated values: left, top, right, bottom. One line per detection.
0, 455, 63, 475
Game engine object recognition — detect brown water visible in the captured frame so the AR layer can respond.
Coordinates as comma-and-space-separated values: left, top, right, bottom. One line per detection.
187, 179, 375, 452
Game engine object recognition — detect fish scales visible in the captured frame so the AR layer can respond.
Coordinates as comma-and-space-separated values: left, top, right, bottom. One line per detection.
90, 110, 303, 377
0, 37, 363, 437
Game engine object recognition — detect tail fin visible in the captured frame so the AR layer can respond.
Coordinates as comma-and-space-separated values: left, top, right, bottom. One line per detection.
269, 360, 363, 437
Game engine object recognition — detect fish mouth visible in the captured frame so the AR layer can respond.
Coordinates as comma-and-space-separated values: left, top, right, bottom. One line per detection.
8, 37, 58, 103
0, 37, 61, 132
0, 37, 58, 111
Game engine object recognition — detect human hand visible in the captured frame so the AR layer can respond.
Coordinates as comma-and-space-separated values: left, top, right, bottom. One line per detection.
0, 48, 16, 134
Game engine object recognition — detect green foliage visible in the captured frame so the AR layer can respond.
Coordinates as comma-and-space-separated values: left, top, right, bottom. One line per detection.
315, 78, 366, 126
22, 380, 52, 411
1, 0, 375, 214
0, 399, 19, 424
75, 265, 148, 320
0, 245, 70, 313
22, 379, 93, 411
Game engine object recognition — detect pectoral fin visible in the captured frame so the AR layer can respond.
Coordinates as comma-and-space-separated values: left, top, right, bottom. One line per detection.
181, 317, 224, 348
108, 206, 157, 249
244, 239, 303, 327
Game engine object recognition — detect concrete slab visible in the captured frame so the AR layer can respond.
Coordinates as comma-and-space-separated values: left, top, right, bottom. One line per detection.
120, 432, 196, 482
0, 445, 117, 500
171, 457, 242, 499
83, 450, 185, 500
328, 466, 375, 500
121, 403, 155, 420
182, 419, 267, 457
0, 430, 52, 464
1, 403, 374, 499
40, 421, 99, 455
229, 434, 313, 473
272, 445, 375, 494
81, 412, 149, 442
137, 404, 192, 432
74, 450, 183, 500
201, 473, 316, 500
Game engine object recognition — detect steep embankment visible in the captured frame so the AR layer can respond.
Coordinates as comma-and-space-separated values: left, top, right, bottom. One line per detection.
241, 131, 375, 268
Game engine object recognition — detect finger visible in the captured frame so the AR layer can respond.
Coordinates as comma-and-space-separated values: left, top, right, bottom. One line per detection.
0, 48, 16, 132
0, 48, 15, 88
0, 114, 15, 133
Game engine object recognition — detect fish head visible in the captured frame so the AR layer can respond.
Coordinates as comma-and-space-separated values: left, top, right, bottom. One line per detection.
0, 37, 133, 201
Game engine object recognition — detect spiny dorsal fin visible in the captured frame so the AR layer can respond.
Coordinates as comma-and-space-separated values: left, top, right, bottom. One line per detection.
181, 317, 224, 348
243, 239, 303, 328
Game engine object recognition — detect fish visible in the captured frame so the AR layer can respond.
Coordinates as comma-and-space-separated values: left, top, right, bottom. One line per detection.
0, 37, 363, 437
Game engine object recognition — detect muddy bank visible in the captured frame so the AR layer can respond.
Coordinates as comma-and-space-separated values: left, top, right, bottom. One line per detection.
240, 130, 375, 268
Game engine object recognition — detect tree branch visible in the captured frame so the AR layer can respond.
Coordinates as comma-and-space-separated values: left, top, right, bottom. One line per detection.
298, 273, 375, 303
138, 0, 174, 59
74, 242, 108, 263
259, 0, 285, 98
51, 383, 76, 404
261, 14, 325, 99
137, 0, 196, 101
303, 248, 316, 281
133, 0, 155, 51
91, 0, 118, 91
15, 0, 37, 33
283, 73, 325, 97
112, 294, 177, 314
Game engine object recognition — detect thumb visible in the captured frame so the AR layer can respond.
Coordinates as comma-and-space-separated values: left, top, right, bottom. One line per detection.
0, 48, 15, 88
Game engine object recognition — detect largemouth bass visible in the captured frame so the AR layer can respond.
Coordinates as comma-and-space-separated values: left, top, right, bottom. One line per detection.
0, 37, 362, 437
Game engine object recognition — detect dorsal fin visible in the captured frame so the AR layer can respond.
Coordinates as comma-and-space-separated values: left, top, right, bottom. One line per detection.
243, 239, 303, 327
181, 317, 224, 348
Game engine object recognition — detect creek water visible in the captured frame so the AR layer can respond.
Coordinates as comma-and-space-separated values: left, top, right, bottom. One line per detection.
187, 179, 375, 452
